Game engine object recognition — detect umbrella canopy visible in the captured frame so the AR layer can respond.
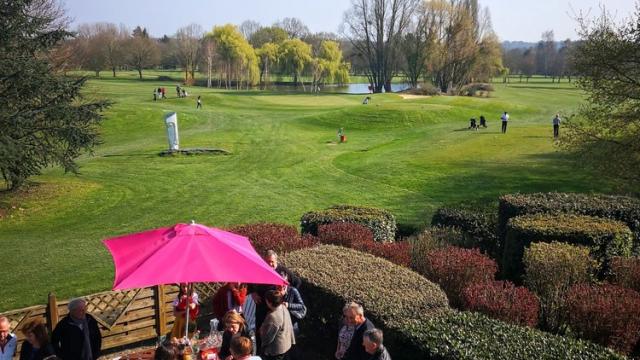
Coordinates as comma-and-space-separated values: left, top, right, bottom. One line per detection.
103, 222, 287, 290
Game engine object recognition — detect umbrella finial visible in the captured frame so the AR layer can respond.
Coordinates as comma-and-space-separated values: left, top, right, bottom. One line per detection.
190, 220, 195, 225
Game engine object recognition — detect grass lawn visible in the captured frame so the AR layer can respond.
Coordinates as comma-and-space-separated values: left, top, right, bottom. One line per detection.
0, 76, 616, 311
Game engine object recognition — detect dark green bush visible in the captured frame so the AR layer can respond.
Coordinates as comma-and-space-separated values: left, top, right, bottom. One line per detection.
408, 311, 623, 360
431, 207, 500, 257
498, 193, 640, 253
284, 245, 622, 360
300, 204, 397, 242
503, 214, 633, 280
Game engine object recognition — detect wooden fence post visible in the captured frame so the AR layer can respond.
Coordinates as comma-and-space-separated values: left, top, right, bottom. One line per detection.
155, 285, 167, 336
47, 293, 59, 332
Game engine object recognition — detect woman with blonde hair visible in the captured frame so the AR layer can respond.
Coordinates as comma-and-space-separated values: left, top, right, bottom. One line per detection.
219, 311, 250, 359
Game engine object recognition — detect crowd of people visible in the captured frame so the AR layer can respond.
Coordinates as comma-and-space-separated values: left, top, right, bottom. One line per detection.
163, 250, 390, 360
0, 250, 390, 360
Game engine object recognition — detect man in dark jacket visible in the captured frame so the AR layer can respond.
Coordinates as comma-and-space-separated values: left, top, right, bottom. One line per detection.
52, 299, 102, 360
363, 328, 391, 360
343, 302, 375, 360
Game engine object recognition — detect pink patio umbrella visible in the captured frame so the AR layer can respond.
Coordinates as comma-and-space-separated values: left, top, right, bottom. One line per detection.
103, 222, 287, 337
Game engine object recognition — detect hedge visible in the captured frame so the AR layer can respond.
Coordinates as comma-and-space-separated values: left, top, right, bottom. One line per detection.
498, 193, 640, 253
566, 284, 640, 355
228, 223, 316, 256
523, 242, 596, 331
462, 280, 540, 328
300, 205, 397, 242
284, 245, 623, 360
317, 222, 411, 267
431, 207, 500, 257
416, 247, 498, 308
610, 256, 640, 292
503, 214, 633, 280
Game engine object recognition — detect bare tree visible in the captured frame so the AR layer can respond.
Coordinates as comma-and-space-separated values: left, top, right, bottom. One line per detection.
200, 35, 218, 88
342, 0, 419, 93
240, 20, 262, 40
275, 17, 310, 39
76, 23, 109, 77
175, 24, 203, 84
125, 27, 159, 79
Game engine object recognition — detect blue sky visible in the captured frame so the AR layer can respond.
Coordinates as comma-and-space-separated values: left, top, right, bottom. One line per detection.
62, 0, 637, 42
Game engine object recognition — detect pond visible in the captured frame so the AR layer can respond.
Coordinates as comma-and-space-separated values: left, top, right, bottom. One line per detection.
263, 83, 412, 94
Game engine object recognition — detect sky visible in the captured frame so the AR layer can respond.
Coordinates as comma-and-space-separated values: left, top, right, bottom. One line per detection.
62, 0, 637, 42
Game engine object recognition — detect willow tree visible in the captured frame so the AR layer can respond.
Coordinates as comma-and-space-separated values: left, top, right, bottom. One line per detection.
310, 40, 350, 91
280, 38, 312, 90
211, 24, 259, 89
257, 42, 279, 88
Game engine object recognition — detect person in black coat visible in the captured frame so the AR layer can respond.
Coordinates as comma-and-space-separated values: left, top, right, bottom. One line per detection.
342, 302, 375, 360
51, 299, 102, 360
19, 319, 55, 360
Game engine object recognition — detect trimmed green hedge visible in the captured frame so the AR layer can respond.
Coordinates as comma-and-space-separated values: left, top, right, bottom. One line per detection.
300, 205, 397, 242
498, 193, 640, 254
284, 245, 623, 360
431, 207, 500, 257
503, 214, 633, 280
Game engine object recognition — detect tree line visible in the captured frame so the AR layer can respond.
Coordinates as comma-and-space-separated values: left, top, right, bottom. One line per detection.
502, 30, 576, 83
62, 19, 350, 91
60, 0, 507, 94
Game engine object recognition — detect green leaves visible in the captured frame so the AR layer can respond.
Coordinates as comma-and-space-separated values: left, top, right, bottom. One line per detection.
1, 1, 110, 189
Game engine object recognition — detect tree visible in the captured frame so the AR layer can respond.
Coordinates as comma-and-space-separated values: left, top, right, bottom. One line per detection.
0, 0, 110, 190
343, 0, 419, 93
280, 38, 312, 90
200, 34, 218, 88
239, 20, 262, 40
257, 42, 280, 87
310, 40, 350, 91
560, 5, 640, 188
275, 17, 310, 39
402, 2, 434, 88
76, 23, 109, 77
425, 0, 500, 93
535, 30, 556, 79
175, 24, 203, 84
249, 26, 288, 48
125, 26, 159, 79
103, 23, 128, 77
211, 24, 259, 89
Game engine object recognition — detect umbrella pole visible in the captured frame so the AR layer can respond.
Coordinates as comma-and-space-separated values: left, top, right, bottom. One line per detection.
185, 283, 190, 340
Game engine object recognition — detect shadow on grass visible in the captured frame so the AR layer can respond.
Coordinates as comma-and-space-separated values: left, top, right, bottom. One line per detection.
404, 151, 613, 220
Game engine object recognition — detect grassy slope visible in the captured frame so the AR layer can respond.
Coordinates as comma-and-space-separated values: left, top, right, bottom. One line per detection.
0, 77, 611, 311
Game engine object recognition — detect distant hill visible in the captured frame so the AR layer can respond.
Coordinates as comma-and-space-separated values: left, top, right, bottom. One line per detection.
501, 41, 538, 50
502, 40, 568, 51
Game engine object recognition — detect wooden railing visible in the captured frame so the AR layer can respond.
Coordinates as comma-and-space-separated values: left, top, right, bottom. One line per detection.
0, 283, 220, 358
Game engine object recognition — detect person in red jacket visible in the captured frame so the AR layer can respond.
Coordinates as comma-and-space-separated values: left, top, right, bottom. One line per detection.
213, 283, 248, 322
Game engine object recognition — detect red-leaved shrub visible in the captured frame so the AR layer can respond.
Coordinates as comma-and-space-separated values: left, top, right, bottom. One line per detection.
418, 247, 498, 308
462, 280, 539, 327
317, 222, 411, 266
610, 256, 640, 292
229, 223, 317, 256
565, 283, 640, 354
317, 222, 374, 247
354, 240, 412, 267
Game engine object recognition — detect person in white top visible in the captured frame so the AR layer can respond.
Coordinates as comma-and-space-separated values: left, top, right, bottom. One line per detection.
0, 317, 17, 360
500, 112, 509, 134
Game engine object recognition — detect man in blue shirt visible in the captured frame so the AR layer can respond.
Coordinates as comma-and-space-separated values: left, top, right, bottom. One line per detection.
0, 317, 17, 360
